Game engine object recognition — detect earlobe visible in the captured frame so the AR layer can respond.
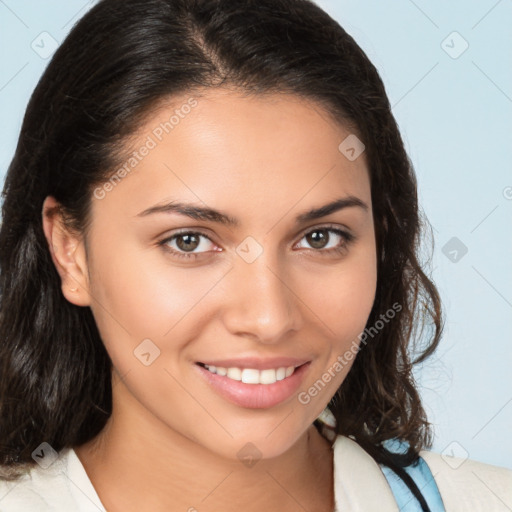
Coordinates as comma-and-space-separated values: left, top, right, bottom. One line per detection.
41, 195, 91, 307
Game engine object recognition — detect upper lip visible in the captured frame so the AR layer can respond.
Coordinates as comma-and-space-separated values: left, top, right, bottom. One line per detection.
197, 357, 310, 370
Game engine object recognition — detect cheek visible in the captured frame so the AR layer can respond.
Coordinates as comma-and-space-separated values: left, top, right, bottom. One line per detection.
85, 231, 230, 369
303, 246, 377, 344
296, 244, 377, 404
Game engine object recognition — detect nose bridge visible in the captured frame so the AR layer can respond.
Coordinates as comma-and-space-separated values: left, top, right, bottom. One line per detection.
222, 245, 301, 343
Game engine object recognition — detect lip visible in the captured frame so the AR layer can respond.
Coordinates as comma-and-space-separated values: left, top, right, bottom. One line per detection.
195, 360, 311, 409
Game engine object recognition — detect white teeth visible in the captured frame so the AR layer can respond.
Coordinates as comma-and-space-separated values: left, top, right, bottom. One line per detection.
226, 367, 242, 381
241, 369, 260, 384
203, 364, 298, 384
259, 369, 276, 384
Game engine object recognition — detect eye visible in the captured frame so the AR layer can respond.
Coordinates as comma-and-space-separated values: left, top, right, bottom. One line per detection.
158, 225, 355, 261
158, 231, 219, 260
295, 225, 355, 256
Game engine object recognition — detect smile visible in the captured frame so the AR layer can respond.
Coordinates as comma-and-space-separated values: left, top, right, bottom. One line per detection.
200, 364, 297, 385
195, 360, 311, 409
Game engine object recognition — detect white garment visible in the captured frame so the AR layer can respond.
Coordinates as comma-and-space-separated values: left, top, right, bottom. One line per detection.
334, 436, 512, 512
0, 446, 104, 512
0, 435, 510, 511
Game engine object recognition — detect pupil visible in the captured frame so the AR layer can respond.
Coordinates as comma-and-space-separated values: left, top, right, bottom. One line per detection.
307, 230, 328, 249
177, 234, 199, 251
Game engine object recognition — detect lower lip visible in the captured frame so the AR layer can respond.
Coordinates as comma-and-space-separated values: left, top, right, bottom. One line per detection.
195, 363, 311, 409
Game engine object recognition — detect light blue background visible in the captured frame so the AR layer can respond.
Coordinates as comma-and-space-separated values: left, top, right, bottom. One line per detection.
1, 0, 511, 471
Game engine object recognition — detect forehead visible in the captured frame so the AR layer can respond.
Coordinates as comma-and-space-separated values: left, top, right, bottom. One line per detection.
92, 88, 371, 223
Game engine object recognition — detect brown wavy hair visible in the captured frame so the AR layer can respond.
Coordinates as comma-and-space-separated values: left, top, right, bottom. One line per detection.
0, 0, 443, 506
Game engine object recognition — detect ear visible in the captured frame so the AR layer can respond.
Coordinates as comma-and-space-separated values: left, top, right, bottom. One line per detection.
41, 195, 91, 307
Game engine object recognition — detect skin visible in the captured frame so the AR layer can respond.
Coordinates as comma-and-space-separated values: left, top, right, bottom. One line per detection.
42, 88, 377, 512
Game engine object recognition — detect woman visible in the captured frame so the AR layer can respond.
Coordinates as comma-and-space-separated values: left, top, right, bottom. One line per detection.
0, 0, 510, 511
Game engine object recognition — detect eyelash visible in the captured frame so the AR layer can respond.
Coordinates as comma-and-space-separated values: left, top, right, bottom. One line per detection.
157, 225, 355, 261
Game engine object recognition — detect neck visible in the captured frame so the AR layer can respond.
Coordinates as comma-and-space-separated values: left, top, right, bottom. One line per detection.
75, 373, 335, 512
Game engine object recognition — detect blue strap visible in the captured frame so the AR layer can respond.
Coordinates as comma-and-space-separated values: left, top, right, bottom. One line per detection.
379, 439, 446, 511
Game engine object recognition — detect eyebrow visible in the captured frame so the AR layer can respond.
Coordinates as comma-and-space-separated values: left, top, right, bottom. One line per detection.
136, 196, 369, 226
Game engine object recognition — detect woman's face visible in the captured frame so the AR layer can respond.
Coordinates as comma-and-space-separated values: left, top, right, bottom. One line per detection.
59, 89, 377, 459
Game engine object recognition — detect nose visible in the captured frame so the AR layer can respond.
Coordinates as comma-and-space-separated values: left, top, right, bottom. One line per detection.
220, 250, 303, 344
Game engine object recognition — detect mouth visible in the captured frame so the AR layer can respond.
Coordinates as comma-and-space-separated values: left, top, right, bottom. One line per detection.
196, 362, 302, 385
194, 360, 311, 409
